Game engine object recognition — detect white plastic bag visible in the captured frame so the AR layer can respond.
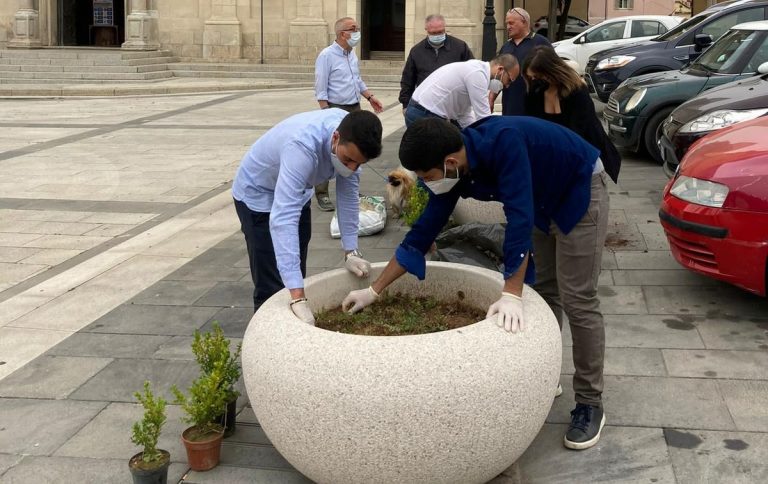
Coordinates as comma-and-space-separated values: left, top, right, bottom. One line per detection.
330, 195, 387, 238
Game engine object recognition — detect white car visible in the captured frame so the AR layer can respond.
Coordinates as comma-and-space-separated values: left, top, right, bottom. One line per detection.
553, 15, 685, 74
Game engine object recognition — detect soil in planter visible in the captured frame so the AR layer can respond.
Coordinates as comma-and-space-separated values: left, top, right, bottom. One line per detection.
315, 291, 485, 336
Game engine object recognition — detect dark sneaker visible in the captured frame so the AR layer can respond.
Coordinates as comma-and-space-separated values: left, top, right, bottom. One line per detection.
564, 403, 605, 450
317, 195, 335, 212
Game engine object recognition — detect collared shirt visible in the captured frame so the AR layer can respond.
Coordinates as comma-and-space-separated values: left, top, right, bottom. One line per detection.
394, 116, 599, 283
411, 59, 492, 128
232, 109, 360, 290
398, 35, 474, 108
498, 31, 551, 116
315, 42, 368, 105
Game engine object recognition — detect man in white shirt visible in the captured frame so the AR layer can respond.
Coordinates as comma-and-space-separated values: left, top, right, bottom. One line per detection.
404, 54, 519, 128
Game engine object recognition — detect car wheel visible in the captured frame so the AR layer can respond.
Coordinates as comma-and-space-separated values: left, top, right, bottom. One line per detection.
643, 106, 675, 164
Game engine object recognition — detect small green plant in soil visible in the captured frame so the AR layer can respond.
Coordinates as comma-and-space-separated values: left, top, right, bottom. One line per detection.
192, 322, 242, 402
131, 381, 168, 469
315, 292, 484, 336
402, 184, 430, 226
172, 364, 228, 441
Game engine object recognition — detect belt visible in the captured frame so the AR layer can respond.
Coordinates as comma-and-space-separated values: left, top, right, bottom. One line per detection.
408, 101, 461, 128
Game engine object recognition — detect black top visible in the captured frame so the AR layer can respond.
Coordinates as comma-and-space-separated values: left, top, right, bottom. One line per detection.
399, 35, 474, 108
525, 86, 621, 182
498, 32, 551, 116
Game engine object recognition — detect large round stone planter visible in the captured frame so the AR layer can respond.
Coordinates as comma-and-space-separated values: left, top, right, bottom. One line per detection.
242, 262, 561, 484
452, 198, 506, 225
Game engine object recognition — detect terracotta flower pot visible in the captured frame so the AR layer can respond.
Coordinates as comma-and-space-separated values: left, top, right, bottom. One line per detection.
128, 449, 170, 484
181, 427, 224, 471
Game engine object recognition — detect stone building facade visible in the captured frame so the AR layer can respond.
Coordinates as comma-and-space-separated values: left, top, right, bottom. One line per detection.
0, 1, 597, 62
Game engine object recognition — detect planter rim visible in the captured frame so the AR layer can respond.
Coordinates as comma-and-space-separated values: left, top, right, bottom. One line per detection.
128, 449, 170, 471
181, 426, 224, 444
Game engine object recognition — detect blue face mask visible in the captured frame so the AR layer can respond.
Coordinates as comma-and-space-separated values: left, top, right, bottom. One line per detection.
348, 31, 361, 48
428, 33, 446, 45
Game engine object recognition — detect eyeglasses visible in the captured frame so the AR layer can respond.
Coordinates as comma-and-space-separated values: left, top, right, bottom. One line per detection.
340, 27, 359, 33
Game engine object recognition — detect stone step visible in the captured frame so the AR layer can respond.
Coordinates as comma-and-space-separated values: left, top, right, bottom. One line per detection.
0, 48, 174, 60
171, 70, 401, 83
0, 78, 170, 85
0, 64, 169, 73
172, 62, 402, 75
0, 70, 173, 81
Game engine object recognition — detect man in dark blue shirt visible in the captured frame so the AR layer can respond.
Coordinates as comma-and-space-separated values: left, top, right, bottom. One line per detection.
343, 116, 610, 451
493, 8, 551, 116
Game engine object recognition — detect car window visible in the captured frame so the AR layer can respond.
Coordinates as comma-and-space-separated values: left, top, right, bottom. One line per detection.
585, 21, 626, 42
695, 29, 758, 73
656, 12, 712, 41
631, 20, 665, 38
700, 8, 764, 43
744, 34, 768, 73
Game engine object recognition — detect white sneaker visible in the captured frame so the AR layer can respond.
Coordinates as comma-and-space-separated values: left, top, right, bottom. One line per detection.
555, 383, 563, 397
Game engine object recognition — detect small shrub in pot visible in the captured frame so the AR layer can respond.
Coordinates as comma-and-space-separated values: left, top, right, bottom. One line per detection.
128, 381, 170, 484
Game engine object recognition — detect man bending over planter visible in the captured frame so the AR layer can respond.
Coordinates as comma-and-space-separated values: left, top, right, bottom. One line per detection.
342, 116, 609, 451
233, 109, 383, 322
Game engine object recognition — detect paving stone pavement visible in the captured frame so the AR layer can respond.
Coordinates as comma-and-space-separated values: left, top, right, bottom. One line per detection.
0, 88, 767, 484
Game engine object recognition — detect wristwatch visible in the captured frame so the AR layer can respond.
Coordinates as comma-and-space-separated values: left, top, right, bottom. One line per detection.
345, 249, 363, 261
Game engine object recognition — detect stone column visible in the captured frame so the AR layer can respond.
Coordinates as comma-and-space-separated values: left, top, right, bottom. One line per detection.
203, 0, 242, 59
9, 0, 42, 48
289, 0, 328, 63
122, 0, 160, 50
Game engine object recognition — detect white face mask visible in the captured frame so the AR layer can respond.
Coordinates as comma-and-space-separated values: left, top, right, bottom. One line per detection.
331, 141, 355, 177
348, 31, 361, 47
425, 164, 460, 195
489, 70, 504, 94
428, 33, 446, 45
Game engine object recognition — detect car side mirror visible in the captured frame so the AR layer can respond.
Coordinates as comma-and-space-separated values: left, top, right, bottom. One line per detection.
759, 62, 768, 75
694, 34, 712, 52
576, 35, 586, 44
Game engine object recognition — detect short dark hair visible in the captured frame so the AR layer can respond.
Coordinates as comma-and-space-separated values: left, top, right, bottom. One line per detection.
399, 118, 464, 172
337, 110, 383, 160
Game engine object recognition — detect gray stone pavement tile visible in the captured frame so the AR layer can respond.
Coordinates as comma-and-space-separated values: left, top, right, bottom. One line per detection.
218, 442, 294, 469
0, 232, 43, 247
68, 359, 200, 402
548, 376, 735, 430
0, 262, 47, 287
597, 285, 648, 314
644, 285, 768, 317
662, 349, 768, 380
615, 250, 679, 270
21, 234, 110, 250
0, 355, 112, 399
236, 406, 259, 424
130, 280, 219, 306
152, 336, 195, 360
193, 281, 253, 308
612, 269, 718, 286
516, 424, 675, 483
83, 304, 218, 335
0, 247, 39, 263
718, 380, 768, 432
0, 455, 188, 484
642, 229, 671, 251
201, 307, 253, 338
601, 249, 618, 270
226, 422, 271, 446
0, 453, 23, 476
17, 248, 84, 266
305, 248, 345, 269
562, 346, 667, 377
665, 429, 768, 483
164, 261, 249, 282
183, 466, 312, 484
45, 333, 172, 358
604, 224, 647, 252
54, 402, 188, 462
696, 317, 768, 351
0, 399, 106, 455
600, 314, 705, 349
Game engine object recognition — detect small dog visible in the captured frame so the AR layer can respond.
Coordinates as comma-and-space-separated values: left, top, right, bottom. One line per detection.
386, 168, 415, 219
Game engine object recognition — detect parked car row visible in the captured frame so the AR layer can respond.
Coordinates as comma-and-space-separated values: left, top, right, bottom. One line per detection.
560, 1, 768, 295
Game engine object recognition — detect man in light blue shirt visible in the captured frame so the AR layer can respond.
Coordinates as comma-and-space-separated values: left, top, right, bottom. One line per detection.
313, 16, 384, 212
232, 109, 383, 324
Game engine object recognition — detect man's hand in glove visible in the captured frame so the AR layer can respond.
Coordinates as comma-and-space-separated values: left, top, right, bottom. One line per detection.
486, 292, 525, 333
290, 298, 315, 326
342, 286, 379, 314
345, 251, 371, 278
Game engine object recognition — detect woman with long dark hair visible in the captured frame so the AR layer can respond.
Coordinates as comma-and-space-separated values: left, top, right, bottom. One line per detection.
522, 46, 620, 183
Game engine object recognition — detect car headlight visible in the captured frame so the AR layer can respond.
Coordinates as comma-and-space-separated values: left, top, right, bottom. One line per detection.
670, 175, 729, 208
678, 108, 768, 133
624, 88, 647, 113
596, 55, 636, 70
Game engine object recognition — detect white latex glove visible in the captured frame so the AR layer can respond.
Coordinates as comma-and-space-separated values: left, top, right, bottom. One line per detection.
486, 292, 525, 333
342, 286, 379, 314
345, 255, 371, 278
290, 299, 315, 326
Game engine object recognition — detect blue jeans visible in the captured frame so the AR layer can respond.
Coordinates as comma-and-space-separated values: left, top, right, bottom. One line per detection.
405, 102, 461, 129
234, 199, 312, 312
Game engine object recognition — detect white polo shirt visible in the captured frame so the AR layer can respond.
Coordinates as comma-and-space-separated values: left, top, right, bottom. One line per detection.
411, 59, 492, 128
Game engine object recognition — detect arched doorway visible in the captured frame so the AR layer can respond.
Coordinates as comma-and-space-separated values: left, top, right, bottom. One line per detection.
57, 0, 125, 46
361, 0, 405, 60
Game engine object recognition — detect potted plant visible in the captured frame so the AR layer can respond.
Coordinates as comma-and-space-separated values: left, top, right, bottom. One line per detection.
191, 322, 242, 437
171, 365, 229, 472
242, 262, 562, 484
129, 381, 170, 484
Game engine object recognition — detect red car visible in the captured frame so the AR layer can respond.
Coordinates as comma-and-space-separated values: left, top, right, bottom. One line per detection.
660, 116, 768, 296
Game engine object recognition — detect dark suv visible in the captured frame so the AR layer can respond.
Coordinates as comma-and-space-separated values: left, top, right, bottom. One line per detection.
585, 0, 768, 102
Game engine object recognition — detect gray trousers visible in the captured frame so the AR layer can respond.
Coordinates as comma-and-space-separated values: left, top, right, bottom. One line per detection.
532, 172, 609, 407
